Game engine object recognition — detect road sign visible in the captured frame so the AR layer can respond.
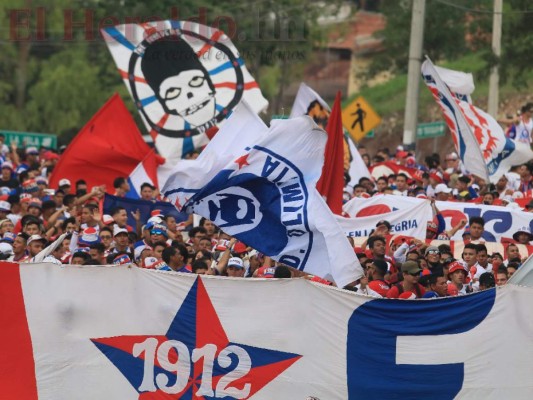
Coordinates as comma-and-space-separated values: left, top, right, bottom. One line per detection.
0, 130, 57, 149
416, 121, 446, 139
341, 96, 381, 142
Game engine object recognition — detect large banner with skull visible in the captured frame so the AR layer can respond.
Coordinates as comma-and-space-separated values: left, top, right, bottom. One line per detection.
102, 21, 268, 163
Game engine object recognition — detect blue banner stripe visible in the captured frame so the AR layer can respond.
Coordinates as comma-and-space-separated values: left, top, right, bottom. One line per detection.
208, 58, 243, 75
104, 27, 135, 51
140, 95, 157, 107
170, 20, 181, 29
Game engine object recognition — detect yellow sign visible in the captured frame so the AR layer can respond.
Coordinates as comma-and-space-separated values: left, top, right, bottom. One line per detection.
341, 96, 381, 142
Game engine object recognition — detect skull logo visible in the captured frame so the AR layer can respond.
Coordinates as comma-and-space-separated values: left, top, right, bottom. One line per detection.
141, 37, 217, 129
158, 70, 215, 127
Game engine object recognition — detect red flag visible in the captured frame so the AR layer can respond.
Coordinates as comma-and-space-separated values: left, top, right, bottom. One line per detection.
316, 92, 344, 215
49, 94, 162, 193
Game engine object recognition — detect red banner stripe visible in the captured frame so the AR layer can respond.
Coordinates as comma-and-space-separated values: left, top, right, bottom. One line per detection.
0, 262, 38, 398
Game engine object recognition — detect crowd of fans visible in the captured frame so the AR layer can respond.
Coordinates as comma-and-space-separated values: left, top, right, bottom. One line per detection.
1, 101, 532, 300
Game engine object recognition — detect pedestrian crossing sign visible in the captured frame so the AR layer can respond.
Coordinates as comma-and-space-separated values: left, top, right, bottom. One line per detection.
341, 96, 381, 142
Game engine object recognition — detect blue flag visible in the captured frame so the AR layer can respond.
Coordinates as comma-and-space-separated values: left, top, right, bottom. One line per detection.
103, 194, 189, 229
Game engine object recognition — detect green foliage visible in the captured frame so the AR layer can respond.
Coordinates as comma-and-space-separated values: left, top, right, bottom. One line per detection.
24, 46, 112, 134
368, 0, 531, 87
0, 0, 333, 136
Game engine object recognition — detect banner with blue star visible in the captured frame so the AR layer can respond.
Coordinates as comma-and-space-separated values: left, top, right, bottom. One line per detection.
91, 277, 301, 398
4, 262, 529, 399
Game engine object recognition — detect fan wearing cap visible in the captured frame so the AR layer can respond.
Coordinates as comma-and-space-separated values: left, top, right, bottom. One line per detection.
27, 234, 47, 258
111, 225, 132, 255
443, 152, 462, 173
447, 261, 470, 296
134, 243, 153, 266
1, 231, 16, 244
0, 162, 19, 189
424, 246, 443, 274
57, 178, 72, 195
386, 261, 426, 298
15, 146, 39, 175
395, 150, 409, 166
150, 224, 168, 244
434, 183, 452, 201
0, 200, 12, 221
0, 241, 13, 260
513, 227, 533, 245
226, 257, 245, 278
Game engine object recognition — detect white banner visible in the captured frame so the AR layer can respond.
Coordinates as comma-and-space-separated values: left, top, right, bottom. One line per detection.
435, 200, 533, 241
344, 195, 533, 242
343, 194, 428, 218
337, 199, 431, 238
4, 262, 533, 399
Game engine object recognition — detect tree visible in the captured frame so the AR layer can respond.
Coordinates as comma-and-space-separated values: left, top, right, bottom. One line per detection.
367, 0, 492, 77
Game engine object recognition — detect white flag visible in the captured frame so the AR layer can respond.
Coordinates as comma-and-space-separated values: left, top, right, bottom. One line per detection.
162, 114, 364, 287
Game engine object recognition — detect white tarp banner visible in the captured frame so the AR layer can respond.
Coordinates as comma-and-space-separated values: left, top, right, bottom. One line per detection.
3, 262, 533, 399
337, 199, 431, 238
343, 195, 533, 242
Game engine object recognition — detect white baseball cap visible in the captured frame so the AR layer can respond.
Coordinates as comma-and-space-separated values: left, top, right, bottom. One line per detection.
435, 183, 452, 194
58, 178, 71, 187
113, 225, 129, 237
227, 257, 244, 268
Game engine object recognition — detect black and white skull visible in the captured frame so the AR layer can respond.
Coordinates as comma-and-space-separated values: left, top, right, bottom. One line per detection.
159, 70, 215, 127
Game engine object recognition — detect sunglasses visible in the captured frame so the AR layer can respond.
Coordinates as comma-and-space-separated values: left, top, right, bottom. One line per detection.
408, 272, 420, 277
100, 235, 112, 239
427, 250, 440, 255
